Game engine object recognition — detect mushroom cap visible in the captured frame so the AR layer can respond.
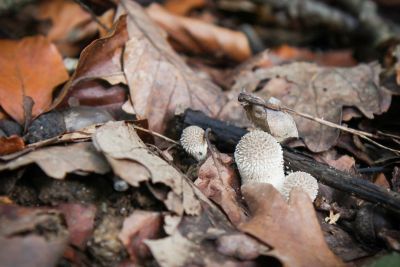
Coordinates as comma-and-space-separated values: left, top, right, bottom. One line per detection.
234, 130, 285, 188
282, 171, 318, 201
180, 126, 208, 161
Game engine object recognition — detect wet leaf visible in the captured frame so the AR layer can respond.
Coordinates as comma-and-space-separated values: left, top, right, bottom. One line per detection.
92, 121, 201, 215
239, 183, 344, 267
228, 62, 391, 152
0, 135, 25, 156
0, 36, 69, 124
0, 142, 110, 179
147, 4, 251, 62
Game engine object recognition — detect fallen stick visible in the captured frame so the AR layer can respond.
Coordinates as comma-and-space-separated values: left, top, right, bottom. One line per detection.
179, 109, 400, 213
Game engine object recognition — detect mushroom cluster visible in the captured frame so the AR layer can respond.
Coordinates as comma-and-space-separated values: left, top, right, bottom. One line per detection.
234, 130, 318, 202
180, 126, 318, 202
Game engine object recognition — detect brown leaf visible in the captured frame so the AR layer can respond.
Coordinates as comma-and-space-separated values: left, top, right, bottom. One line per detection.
0, 135, 25, 155
35, 0, 92, 42
164, 0, 206, 15
58, 203, 96, 249
147, 4, 251, 62
92, 121, 201, 215
120, 0, 227, 133
273, 45, 357, 67
239, 183, 344, 267
195, 153, 247, 226
227, 62, 391, 152
118, 211, 162, 262
0, 142, 110, 179
0, 36, 69, 124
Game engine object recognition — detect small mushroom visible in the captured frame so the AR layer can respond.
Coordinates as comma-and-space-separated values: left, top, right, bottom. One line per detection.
281, 171, 319, 202
180, 125, 208, 161
234, 130, 285, 189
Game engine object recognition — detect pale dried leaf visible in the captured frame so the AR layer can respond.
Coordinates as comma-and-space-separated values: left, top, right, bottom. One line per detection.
0, 142, 109, 179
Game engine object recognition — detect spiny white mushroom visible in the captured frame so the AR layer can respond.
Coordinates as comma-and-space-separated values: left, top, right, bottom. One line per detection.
281, 171, 319, 202
180, 125, 208, 161
234, 130, 285, 189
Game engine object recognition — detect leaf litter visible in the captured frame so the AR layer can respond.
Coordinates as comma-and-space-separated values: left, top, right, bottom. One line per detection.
0, 0, 400, 267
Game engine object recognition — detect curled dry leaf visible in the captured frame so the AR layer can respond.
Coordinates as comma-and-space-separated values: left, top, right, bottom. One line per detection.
0, 142, 110, 179
239, 183, 344, 267
0, 36, 69, 124
92, 121, 201, 215
227, 62, 391, 152
0, 135, 25, 156
146, 4, 251, 62
195, 153, 247, 226
118, 211, 162, 263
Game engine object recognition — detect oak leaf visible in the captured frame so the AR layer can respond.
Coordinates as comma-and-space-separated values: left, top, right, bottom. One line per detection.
0, 36, 69, 124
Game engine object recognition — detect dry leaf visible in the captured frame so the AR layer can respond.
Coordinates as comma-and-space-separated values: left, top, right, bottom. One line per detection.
0, 142, 110, 179
58, 203, 96, 249
227, 62, 391, 152
0, 36, 69, 124
164, 0, 206, 15
92, 121, 201, 215
0, 135, 25, 155
195, 153, 247, 226
120, 0, 227, 133
239, 183, 344, 267
35, 0, 92, 42
118, 211, 162, 262
147, 4, 251, 62
273, 45, 356, 67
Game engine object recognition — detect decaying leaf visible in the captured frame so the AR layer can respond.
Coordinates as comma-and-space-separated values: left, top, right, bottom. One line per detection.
0, 142, 110, 179
0, 135, 25, 156
195, 153, 247, 226
146, 4, 251, 62
227, 62, 391, 152
239, 183, 344, 267
0, 36, 69, 124
92, 121, 201, 215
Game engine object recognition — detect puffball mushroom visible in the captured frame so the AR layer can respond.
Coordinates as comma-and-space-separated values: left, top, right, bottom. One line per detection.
234, 130, 285, 189
281, 172, 319, 202
180, 125, 208, 161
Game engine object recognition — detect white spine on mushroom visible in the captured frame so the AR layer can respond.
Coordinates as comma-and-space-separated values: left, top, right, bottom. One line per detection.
281, 171, 318, 202
234, 130, 285, 189
180, 126, 208, 161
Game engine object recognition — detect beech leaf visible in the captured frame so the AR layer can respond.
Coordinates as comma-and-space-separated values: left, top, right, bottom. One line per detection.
0, 36, 69, 124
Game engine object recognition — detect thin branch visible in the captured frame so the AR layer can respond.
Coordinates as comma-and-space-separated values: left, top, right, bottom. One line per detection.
74, 0, 111, 32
